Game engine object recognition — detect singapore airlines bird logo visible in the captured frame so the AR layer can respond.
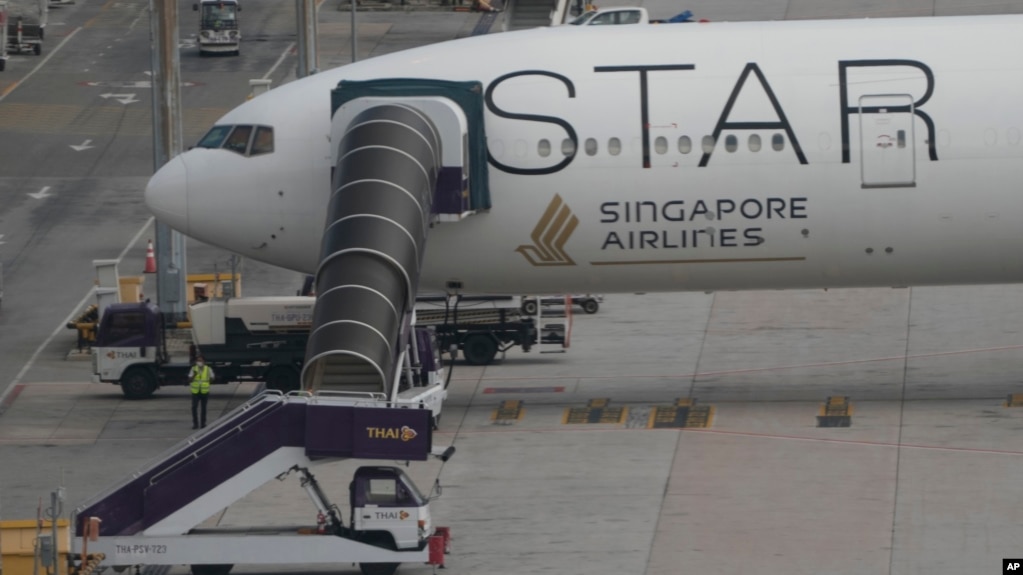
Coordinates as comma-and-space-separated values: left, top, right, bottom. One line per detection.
516, 194, 578, 266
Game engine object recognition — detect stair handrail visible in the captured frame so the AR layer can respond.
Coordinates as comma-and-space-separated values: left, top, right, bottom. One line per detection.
147, 392, 293, 486
72, 391, 289, 514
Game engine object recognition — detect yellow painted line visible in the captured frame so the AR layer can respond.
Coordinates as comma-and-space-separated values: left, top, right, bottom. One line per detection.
491, 400, 523, 422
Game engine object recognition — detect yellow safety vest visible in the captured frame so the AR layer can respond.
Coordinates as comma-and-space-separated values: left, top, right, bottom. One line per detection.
190, 365, 211, 395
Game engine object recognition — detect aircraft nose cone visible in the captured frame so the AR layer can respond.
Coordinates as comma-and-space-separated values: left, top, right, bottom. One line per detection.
145, 155, 189, 234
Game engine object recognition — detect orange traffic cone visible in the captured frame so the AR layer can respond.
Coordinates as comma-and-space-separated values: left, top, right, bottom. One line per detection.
144, 240, 157, 273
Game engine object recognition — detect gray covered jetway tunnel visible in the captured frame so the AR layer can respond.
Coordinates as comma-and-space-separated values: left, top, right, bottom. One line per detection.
301, 80, 491, 396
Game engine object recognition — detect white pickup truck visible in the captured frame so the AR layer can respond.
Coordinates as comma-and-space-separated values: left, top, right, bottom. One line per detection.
567, 6, 697, 25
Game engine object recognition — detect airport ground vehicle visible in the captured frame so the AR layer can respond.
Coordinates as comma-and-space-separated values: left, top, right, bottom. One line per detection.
0, 0, 45, 70
94, 296, 447, 404
566, 6, 696, 25
72, 390, 453, 575
194, 0, 240, 55
520, 294, 602, 315
2, 0, 44, 60
93, 297, 313, 398
415, 296, 569, 365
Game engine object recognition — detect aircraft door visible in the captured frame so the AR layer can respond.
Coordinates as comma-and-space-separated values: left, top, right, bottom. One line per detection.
858, 94, 915, 188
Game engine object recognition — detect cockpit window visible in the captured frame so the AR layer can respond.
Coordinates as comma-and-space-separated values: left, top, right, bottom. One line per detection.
250, 126, 274, 155
196, 125, 232, 149
195, 124, 273, 156
223, 125, 253, 154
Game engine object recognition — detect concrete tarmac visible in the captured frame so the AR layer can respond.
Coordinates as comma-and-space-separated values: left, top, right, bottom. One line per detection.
3, 2, 1023, 575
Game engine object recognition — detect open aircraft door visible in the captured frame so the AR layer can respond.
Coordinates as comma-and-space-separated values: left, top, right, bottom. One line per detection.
859, 94, 916, 188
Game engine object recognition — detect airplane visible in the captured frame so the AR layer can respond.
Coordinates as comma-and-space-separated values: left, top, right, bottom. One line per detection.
145, 14, 1023, 297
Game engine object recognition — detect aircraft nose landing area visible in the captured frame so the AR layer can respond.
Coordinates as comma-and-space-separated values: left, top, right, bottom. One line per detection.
145, 155, 190, 234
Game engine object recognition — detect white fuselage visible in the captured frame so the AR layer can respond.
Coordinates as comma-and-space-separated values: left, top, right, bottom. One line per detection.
146, 16, 1023, 294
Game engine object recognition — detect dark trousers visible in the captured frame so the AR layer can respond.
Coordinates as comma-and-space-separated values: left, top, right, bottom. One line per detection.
191, 393, 209, 427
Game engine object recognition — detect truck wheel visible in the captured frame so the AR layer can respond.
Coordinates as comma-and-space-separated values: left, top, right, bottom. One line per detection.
121, 367, 157, 399
0, 59, 5, 72
190, 565, 233, 575
463, 334, 497, 365
264, 366, 300, 393
521, 299, 538, 316
581, 299, 600, 314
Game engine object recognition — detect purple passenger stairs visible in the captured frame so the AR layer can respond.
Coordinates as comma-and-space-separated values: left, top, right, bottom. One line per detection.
74, 391, 435, 538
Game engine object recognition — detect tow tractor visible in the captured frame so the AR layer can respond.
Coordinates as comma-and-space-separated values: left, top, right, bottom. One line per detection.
193, 0, 240, 56
70, 391, 454, 575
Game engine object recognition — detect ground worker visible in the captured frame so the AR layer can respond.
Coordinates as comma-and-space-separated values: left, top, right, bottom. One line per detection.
189, 355, 214, 429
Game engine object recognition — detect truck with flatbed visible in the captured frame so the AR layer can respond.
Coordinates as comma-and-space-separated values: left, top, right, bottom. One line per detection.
2, 0, 45, 64
520, 293, 602, 315
414, 295, 569, 366
94, 296, 448, 409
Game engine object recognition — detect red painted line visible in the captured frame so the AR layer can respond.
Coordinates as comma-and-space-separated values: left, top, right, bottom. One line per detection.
483, 386, 565, 394
0, 383, 26, 414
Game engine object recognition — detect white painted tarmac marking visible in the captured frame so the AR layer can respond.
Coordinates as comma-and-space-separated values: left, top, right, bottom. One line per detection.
27, 186, 52, 199
264, 42, 297, 80
70, 139, 95, 151
0, 27, 82, 103
100, 92, 139, 105
0, 217, 155, 410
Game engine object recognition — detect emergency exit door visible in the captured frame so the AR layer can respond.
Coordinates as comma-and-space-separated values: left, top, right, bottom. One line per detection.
859, 94, 916, 188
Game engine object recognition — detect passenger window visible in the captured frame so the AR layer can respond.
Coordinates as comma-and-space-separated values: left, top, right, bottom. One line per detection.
223, 125, 252, 155
701, 135, 715, 154
772, 133, 785, 151
196, 125, 232, 149
538, 139, 551, 158
749, 134, 762, 152
250, 126, 274, 156
608, 137, 621, 156
654, 136, 668, 155
584, 138, 598, 156
562, 138, 576, 156
591, 13, 614, 25
725, 135, 738, 153
678, 136, 692, 154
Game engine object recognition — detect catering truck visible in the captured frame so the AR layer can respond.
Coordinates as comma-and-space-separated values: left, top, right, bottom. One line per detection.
93, 297, 313, 398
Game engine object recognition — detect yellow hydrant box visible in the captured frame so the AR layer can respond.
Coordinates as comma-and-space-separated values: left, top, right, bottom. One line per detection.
0, 519, 70, 575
